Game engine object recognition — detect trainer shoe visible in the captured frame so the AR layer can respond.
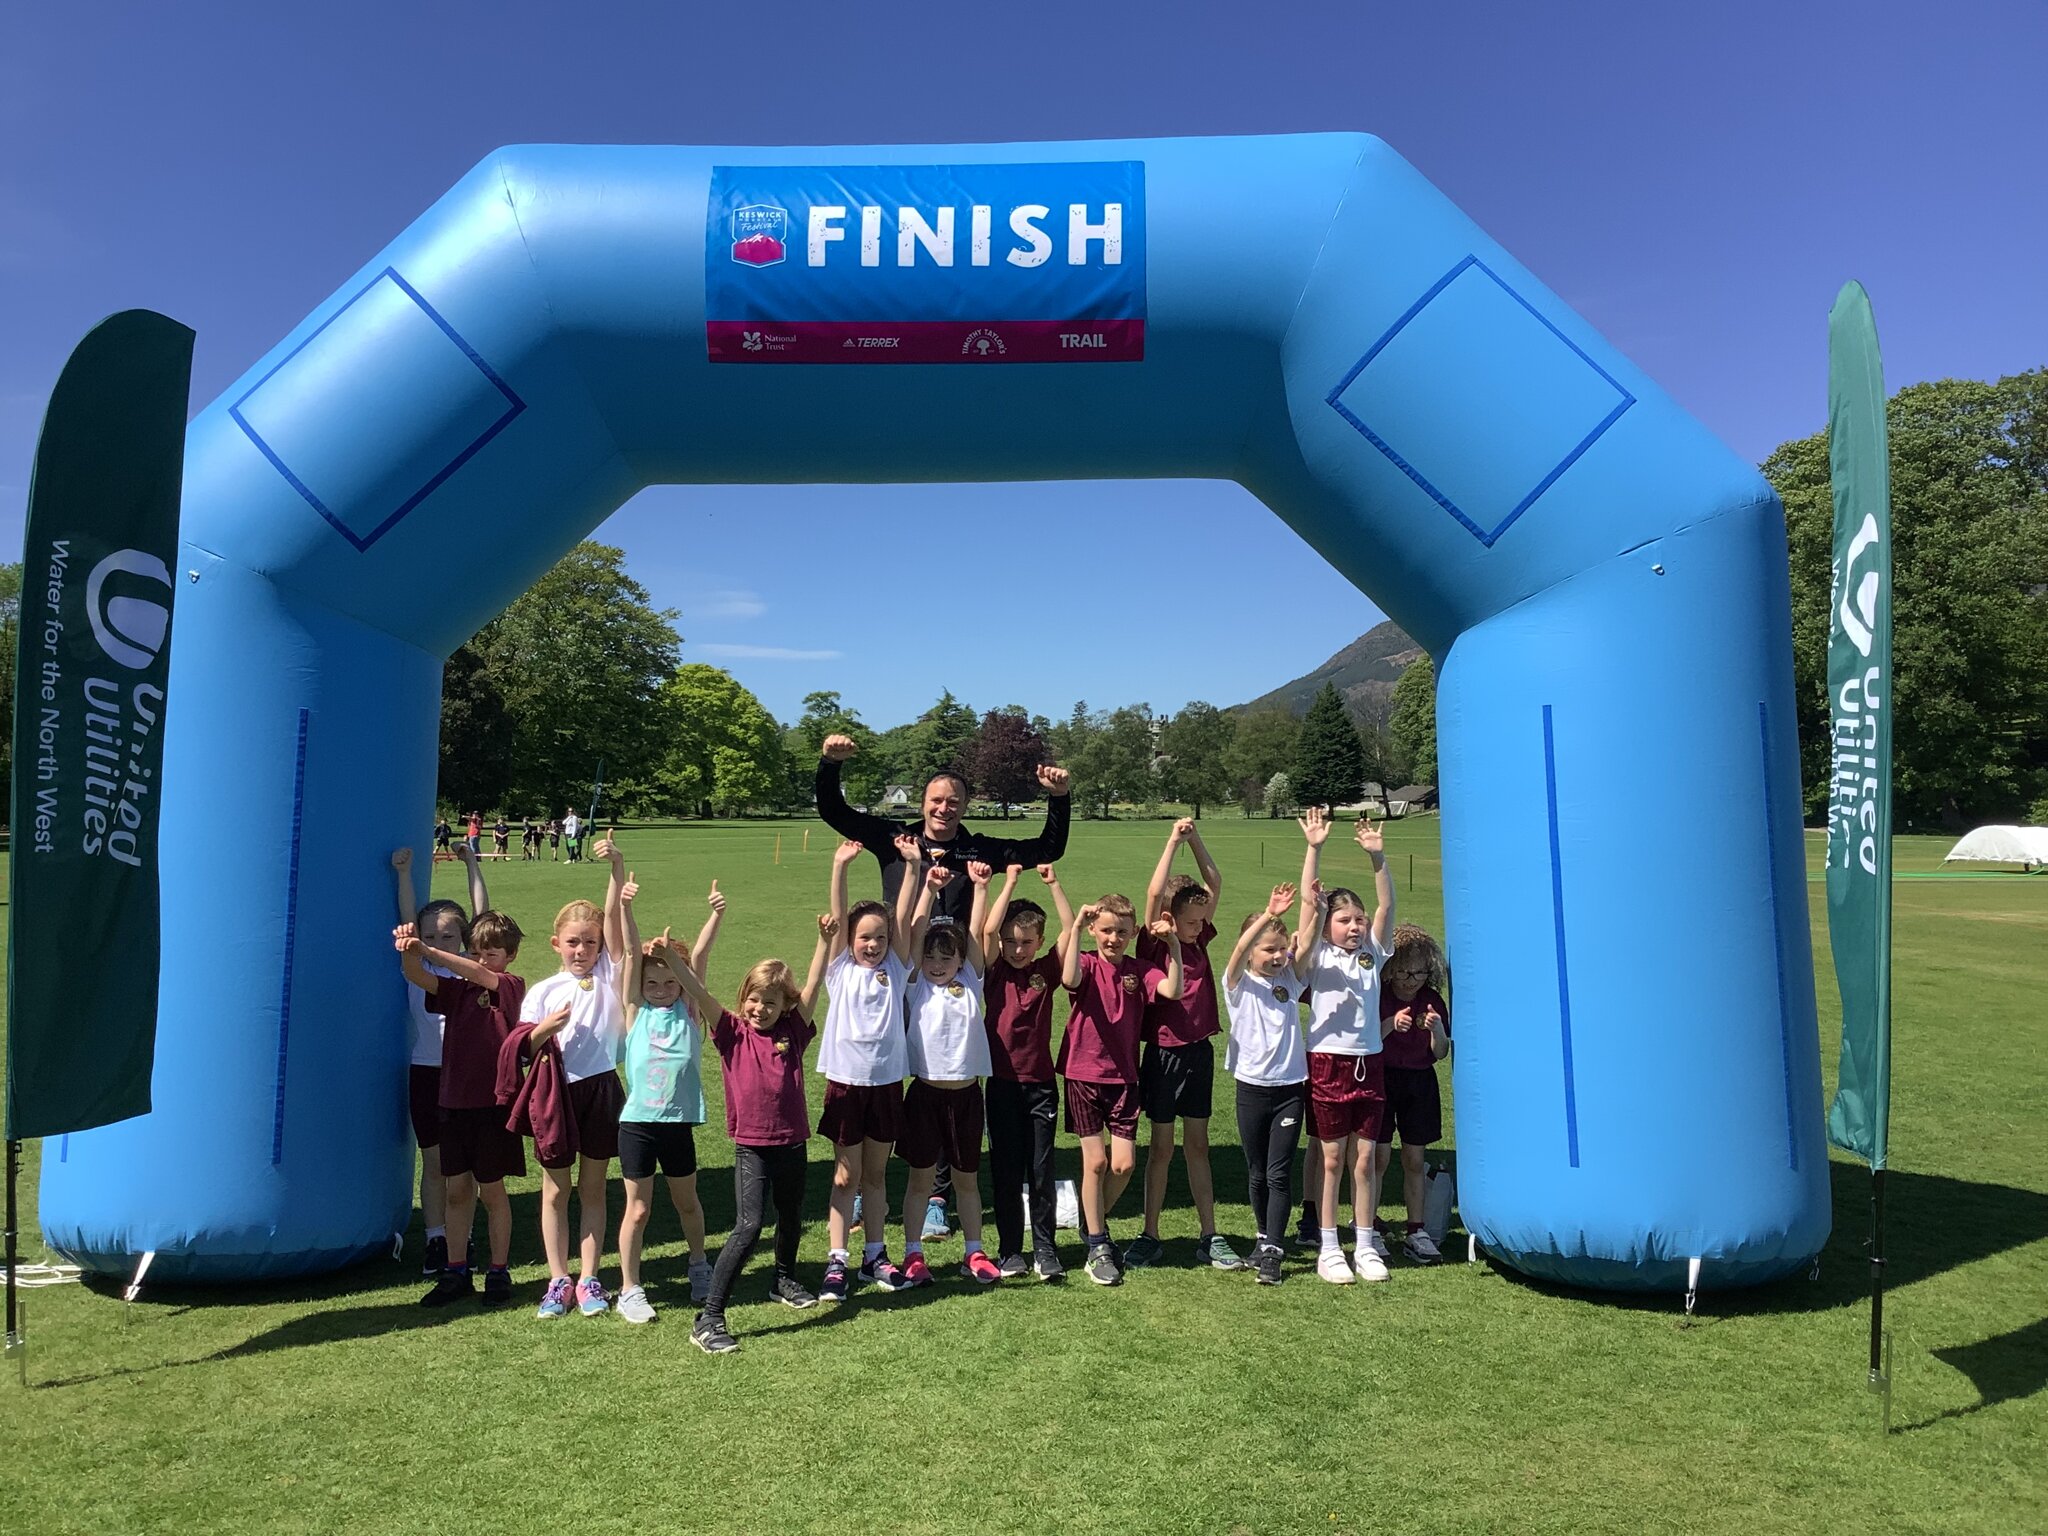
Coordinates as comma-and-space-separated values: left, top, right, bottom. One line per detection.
860, 1253, 908, 1292
422, 1233, 448, 1277
577, 1276, 610, 1316
1201, 1234, 1248, 1271
615, 1284, 657, 1324
997, 1252, 1029, 1279
1353, 1244, 1391, 1283
690, 1313, 739, 1354
1405, 1228, 1443, 1264
536, 1276, 573, 1319
772, 1273, 817, 1309
1121, 1234, 1164, 1269
1084, 1246, 1122, 1287
689, 1258, 714, 1302
819, 1258, 850, 1303
420, 1268, 474, 1308
965, 1250, 1003, 1285
481, 1267, 513, 1307
900, 1252, 934, 1289
1033, 1248, 1067, 1282
1253, 1245, 1284, 1286
922, 1198, 951, 1240
1317, 1248, 1357, 1285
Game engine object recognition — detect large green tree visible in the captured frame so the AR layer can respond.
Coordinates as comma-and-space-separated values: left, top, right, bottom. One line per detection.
1061, 702, 1156, 818
968, 706, 1047, 817
1226, 708, 1299, 816
1387, 657, 1438, 787
895, 690, 979, 792
1157, 701, 1237, 819
463, 541, 681, 814
1768, 369, 2048, 826
437, 643, 515, 813
795, 689, 882, 805
635, 664, 784, 817
1294, 683, 1367, 808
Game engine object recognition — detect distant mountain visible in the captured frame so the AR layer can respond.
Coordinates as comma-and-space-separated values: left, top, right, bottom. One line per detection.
1232, 620, 1424, 730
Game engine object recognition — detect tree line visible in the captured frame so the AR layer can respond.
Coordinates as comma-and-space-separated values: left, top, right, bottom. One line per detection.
0, 370, 2039, 828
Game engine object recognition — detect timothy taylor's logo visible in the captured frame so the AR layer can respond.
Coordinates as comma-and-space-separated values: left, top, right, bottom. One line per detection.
731, 205, 788, 267
85, 549, 172, 670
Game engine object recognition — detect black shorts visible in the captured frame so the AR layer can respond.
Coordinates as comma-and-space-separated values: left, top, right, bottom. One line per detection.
618, 1120, 700, 1179
409, 1065, 442, 1149
1139, 1039, 1216, 1124
817, 1079, 904, 1147
1376, 1066, 1444, 1147
539, 1072, 625, 1169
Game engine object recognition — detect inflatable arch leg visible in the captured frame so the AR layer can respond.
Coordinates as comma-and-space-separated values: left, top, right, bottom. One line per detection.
41, 134, 1829, 1287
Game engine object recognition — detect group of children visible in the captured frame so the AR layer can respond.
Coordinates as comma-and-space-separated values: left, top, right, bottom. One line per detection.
433, 810, 586, 861
390, 810, 1451, 1353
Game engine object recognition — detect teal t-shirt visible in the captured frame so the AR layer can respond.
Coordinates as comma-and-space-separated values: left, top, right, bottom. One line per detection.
619, 1002, 707, 1125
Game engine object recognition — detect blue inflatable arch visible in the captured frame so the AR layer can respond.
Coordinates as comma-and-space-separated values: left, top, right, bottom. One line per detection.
42, 134, 1830, 1289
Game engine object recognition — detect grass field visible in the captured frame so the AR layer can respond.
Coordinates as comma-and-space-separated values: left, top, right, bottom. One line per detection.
2, 815, 2043, 1534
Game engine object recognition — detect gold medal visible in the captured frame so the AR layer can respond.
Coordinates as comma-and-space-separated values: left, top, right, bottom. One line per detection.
948, 982, 964, 997
1274, 986, 1290, 1003
577, 976, 594, 993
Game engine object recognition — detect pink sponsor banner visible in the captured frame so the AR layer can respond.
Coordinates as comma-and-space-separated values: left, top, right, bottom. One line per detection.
707, 318, 1143, 364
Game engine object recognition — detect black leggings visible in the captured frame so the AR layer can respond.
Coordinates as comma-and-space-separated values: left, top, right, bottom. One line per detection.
702, 1143, 805, 1318
985, 1077, 1059, 1258
1236, 1080, 1306, 1245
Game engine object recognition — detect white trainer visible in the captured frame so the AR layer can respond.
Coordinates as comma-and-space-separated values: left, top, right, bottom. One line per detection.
1353, 1244, 1391, 1282
1317, 1248, 1357, 1285
615, 1284, 657, 1324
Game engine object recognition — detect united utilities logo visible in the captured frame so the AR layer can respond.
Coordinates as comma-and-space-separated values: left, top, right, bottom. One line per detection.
85, 549, 172, 671
731, 205, 788, 267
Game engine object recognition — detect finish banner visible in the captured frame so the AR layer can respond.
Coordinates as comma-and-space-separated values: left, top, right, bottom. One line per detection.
6, 310, 191, 1140
705, 161, 1146, 363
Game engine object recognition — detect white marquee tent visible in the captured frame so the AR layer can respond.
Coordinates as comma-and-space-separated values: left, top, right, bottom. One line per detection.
1942, 825, 2048, 867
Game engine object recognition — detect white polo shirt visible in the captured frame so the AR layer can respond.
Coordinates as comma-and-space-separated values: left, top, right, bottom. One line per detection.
1225, 969, 1308, 1086
520, 951, 625, 1084
818, 950, 910, 1086
1303, 935, 1393, 1055
906, 965, 991, 1082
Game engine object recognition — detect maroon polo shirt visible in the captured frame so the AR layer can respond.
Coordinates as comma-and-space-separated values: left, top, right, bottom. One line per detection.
713, 1008, 816, 1147
427, 971, 527, 1109
1379, 984, 1450, 1072
1137, 920, 1219, 1048
1057, 950, 1164, 1085
984, 953, 1063, 1083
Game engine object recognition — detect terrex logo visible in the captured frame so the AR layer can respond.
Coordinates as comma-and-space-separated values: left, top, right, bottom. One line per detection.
85, 549, 172, 670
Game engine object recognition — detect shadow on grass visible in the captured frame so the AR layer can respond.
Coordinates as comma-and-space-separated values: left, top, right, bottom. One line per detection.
1892, 1316, 2048, 1432
1478, 1160, 2048, 1319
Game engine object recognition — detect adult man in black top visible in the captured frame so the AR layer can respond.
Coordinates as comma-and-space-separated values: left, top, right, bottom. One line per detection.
814, 735, 1072, 917
815, 734, 1073, 1240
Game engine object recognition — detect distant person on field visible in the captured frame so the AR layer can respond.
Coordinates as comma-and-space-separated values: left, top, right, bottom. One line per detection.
398, 906, 527, 1309
981, 863, 1076, 1280
492, 816, 510, 857
1376, 923, 1451, 1264
563, 807, 583, 863
1124, 818, 1244, 1273
390, 844, 489, 1277
466, 810, 482, 855
522, 816, 538, 861
548, 817, 562, 862
814, 732, 1073, 1241
518, 831, 631, 1320
434, 816, 452, 855
1294, 806, 1397, 1285
1059, 890, 1184, 1287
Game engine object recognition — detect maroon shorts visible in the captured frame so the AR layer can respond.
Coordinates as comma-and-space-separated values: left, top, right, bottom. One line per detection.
537, 1071, 625, 1170
898, 1081, 985, 1172
1375, 1065, 1443, 1146
817, 1079, 904, 1148
1306, 1051, 1387, 1142
409, 1065, 443, 1148
439, 1105, 527, 1183
1064, 1078, 1140, 1141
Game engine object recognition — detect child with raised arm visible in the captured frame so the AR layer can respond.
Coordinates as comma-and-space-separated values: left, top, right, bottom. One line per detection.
397, 908, 527, 1308
1223, 883, 1311, 1286
683, 917, 833, 1353
982, 863, 1076, 1279
899, 860, 1003, 1286
518, 832, 633, 1318
1294, 806, 1398, 1283
1126, 818, 1242, 1272
1376, 923, 1453, 1263
392, 844, 489, 1276
612, 880, 714, 1326
816, 836, 921, 1303
1059, 892, 1184, 1286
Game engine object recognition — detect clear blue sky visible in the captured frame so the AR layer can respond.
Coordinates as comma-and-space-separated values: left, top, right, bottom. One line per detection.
4, 3, 2041, 727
